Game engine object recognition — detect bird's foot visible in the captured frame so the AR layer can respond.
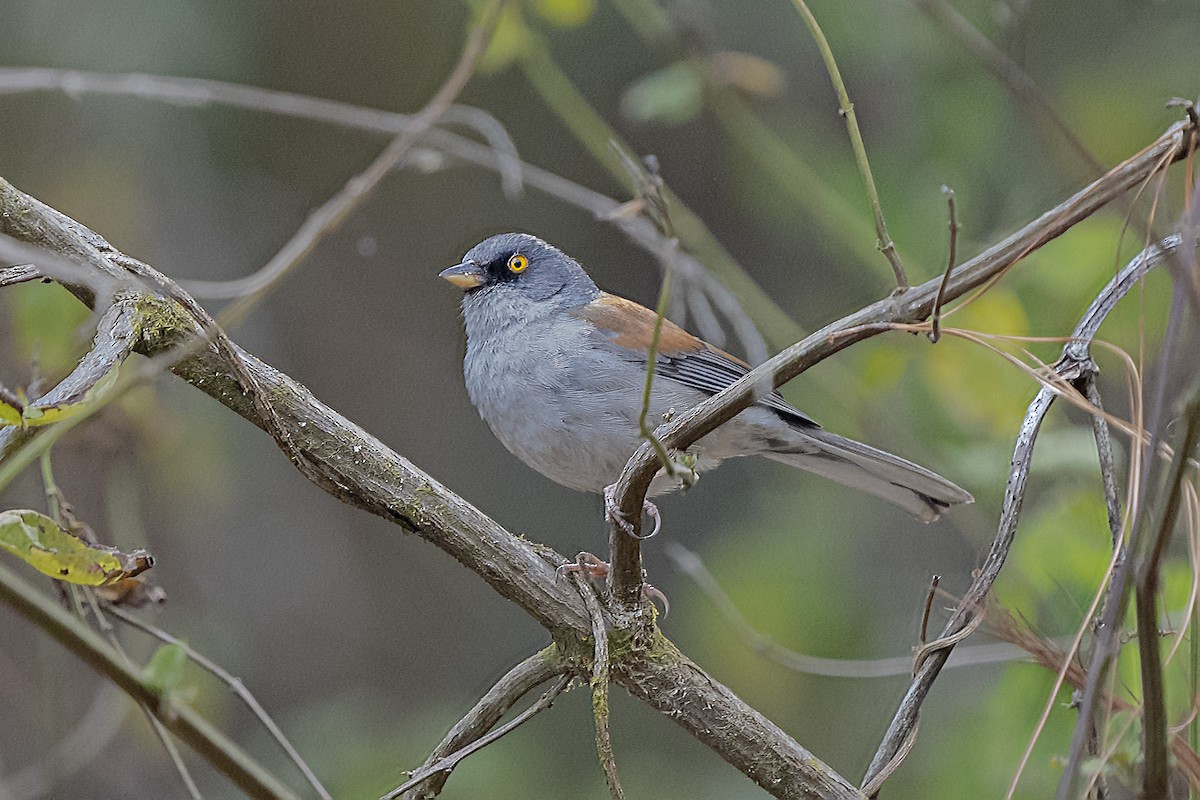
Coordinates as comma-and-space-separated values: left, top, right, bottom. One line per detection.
555, 552, 669, 616
603, 484, 662, 539
556, 551, 609, 580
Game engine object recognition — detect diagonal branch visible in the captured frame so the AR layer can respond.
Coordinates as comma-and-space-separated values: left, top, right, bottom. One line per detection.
609, 116, 1196, 580
0, 179, 863, 800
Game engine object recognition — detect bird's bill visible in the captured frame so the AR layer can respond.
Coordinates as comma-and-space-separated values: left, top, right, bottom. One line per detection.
439, 262, 485, 289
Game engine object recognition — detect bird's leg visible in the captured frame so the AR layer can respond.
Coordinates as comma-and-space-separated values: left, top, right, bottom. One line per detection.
603, 483, 662, 539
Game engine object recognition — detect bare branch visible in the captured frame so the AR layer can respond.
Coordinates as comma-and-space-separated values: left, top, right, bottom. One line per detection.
864, 233, 1189, 791
0, 179, 863, 799
386, 675, 572, 800
398, 648, 564, 799
610, 117, 1196, 582
214, 0, 508, 322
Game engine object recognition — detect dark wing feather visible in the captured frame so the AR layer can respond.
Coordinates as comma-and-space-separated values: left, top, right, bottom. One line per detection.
574, 293, 819, 429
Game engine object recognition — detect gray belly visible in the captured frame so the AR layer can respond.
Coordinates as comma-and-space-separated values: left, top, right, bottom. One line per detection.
462, 318, 775, 494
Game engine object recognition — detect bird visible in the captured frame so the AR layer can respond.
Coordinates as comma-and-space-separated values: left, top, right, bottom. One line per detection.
440, 232, 972, 537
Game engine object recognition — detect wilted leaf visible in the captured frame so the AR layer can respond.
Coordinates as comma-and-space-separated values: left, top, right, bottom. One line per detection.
621, 62, 704, 126
708, 51, 786, 97
141, 643, 187, 695
95, 577, 167, 608
0, 509, 154, 586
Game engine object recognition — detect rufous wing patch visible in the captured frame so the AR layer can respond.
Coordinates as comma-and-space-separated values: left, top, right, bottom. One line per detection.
575, 293, 706, 355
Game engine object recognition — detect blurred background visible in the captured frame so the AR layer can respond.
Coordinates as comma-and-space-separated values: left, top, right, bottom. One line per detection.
0, 0, 1196, 797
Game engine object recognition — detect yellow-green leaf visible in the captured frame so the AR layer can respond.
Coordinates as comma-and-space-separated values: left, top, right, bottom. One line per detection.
141, 643, 187, 695
0, 369, 118, 429
479, 5, 530, 73
0, 387, 21, 426
532, 0, 595, 28
0, 509, 154, 586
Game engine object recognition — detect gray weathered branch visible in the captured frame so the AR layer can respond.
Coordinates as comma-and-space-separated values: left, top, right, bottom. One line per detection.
0, 177, 862, 800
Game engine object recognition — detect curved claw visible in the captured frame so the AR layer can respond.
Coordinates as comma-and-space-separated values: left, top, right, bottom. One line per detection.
603, 485, 663, 540
643, 582, 670, 617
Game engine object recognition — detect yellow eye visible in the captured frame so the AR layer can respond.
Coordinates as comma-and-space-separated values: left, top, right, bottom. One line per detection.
507, 253, 529, 273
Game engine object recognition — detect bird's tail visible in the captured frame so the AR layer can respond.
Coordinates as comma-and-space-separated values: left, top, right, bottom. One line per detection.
762, 428, 973, 522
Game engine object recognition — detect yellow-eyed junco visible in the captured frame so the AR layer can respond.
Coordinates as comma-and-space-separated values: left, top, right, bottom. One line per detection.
441, 233, 972, 533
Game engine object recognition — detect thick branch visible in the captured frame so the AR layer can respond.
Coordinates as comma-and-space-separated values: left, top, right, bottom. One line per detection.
0, 177, 592, 641
0, 179, 861, 799
614, 634, 863, 800
0, 298, 138, 462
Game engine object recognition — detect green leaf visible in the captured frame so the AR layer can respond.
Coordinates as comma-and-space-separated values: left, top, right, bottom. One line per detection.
141, 643, 187, 695
479, 6, 530, 73
532, 0, 595, 28
0, 509, 154, 586
621, 62, 704, 126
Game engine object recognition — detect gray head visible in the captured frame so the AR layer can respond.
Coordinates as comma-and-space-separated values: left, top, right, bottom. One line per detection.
439, 233, 599, 308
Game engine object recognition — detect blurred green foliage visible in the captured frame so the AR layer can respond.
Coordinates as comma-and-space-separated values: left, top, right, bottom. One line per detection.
1, 0, 1198, 798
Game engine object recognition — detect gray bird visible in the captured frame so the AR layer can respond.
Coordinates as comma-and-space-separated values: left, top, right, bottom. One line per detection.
441, 233, 972, 533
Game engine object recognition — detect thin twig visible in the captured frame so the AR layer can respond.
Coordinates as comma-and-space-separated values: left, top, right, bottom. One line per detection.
217, 0, 507, 324
106, 606, 332, 800
928, 187, 957, 343
789, 0, 908, 289
0, 560, 301, 800
1136, 390, 1200, 799
395, 648, 563, 800
862, 234, 1186, 792
573, 572, 624, 800
666, 542, 1027, 678
919, 575, 940, 647
386, 675, 572, 799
